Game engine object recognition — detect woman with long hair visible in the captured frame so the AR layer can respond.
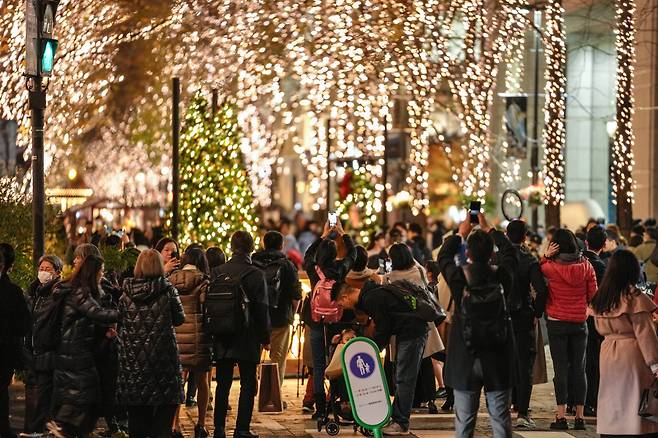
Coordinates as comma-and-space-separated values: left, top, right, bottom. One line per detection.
48, 255, 119, 438
117, 249, 185, 438
590, 249, 658, 437
540, 229, 598, 430
169, 247, 211, 438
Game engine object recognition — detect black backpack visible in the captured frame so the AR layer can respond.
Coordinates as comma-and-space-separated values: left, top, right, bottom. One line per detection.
382, 279, 446, 324
204, 269, 252, 337
252, 257, 285, 309
32, 290, 67, 353
460, 266, 509, 352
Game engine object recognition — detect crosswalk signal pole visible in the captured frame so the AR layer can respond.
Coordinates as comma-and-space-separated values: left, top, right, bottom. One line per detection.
26, 0, 59, 264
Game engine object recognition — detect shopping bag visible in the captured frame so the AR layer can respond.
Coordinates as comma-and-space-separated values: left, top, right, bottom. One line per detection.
532, 326, 548, 385
639, 380, 658, 423
325, 343, 346, 379
258, 362, 283, 412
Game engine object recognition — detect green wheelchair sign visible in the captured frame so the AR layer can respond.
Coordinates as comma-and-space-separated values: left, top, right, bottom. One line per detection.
341, 337, 392, 438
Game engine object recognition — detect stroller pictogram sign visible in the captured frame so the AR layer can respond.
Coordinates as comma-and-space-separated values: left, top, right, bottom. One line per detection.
341, 337, 391, 434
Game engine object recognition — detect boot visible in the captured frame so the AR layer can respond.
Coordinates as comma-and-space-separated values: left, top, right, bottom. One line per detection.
311, 393, 326, 420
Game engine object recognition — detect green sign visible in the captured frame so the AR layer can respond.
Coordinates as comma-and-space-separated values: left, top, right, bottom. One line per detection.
341, 337, 391, 438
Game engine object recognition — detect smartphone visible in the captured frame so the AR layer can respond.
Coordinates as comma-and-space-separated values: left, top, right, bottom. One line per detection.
385, 259, 393, 273
469, 201, 481, 224
172, 251, 179, 260
328, 211, 338, 227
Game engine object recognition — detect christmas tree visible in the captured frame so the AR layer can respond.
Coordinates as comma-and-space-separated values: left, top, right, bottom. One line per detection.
179, 93, 258, 251
335, 168, 381, 246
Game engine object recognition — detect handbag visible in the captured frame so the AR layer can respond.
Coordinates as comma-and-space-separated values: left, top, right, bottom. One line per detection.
416, 266, 448, 326
638, 380, 658, 422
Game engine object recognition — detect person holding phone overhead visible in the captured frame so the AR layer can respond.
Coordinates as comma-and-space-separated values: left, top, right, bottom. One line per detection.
156, 237, 180, 275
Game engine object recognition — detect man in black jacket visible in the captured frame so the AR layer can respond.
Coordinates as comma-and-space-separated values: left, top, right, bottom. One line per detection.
213, 231, 271, 438
582, 226, 607, 416
437, 215, 518, 438
252, 231, 302, 393
0, 244, 30, 438
505, 220, 548, 429
335, 282, 428, 435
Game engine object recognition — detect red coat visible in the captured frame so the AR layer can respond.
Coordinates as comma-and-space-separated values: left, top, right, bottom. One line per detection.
541, 257, 598, 322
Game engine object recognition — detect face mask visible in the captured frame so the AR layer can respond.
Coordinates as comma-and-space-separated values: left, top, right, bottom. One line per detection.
38, 271, 54, 284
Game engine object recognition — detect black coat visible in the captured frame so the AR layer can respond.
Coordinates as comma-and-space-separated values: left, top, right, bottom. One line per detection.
52, 283, 118, 407
117, 276, 185, 406
507, 244, 548, 331
438, 230, 519, 392
0, 274, 30, 369
356, 281, 428, 349
252, 249, 302, 328
584, 250, 607, 285
212, 254, 271, 363
25, 277, 61, 371
301, 235, 357, 328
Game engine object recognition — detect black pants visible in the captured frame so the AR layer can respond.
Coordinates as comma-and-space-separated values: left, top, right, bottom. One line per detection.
214, 359, 258, 432
27, 370, 54, 433
513, 328, 536, 416
585, 316, 602, 409
547, 320, 588, 406
0, 366, 12, 436
127, 405, 177, 438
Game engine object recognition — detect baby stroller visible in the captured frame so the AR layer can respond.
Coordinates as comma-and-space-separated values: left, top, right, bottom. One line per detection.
317, 325, 373, 437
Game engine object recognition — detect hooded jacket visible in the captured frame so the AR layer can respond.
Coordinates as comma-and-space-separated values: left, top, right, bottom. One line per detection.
169, 266, 211, 369
541, 255, 598, 323
117, 276, 185, 406
52, 283, 118, 408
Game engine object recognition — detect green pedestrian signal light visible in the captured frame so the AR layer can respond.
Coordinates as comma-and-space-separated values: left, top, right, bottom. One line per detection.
40, 38, 58, 76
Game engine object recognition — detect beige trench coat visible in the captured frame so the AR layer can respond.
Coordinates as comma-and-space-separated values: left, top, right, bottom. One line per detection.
591, 291, 658, 435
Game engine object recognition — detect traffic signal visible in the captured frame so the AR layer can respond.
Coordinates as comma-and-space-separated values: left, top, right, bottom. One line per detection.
39, 38, 58, 75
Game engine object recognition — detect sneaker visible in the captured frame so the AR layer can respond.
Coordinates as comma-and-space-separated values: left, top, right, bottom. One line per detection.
573, 418, 587, 430
549, 417, 569, 430
302, 403, 315, 413
516, 417, 536, 429
435, 388, 448, 399
186, 398, 198, 407
428, 401, 439, 415
195, 424, 209, 438
382, 423, 409, 436
46, 421, 66, 438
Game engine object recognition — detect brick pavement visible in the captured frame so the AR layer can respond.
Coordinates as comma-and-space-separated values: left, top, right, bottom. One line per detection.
9, 345, 599, 438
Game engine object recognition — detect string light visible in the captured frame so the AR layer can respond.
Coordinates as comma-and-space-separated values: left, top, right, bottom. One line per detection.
611, 0, 636, 212
542, 0, 567, 208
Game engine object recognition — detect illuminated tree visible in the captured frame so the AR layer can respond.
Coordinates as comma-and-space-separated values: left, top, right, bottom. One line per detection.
542, 0, 567, 228
612, 0, 636, 233
179, 93, 258, 250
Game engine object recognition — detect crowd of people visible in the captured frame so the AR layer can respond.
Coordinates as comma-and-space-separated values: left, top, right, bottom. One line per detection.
1, 212, 658, 438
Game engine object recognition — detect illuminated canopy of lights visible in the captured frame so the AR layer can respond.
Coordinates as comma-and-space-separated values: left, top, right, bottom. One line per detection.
1, 0, 531, 212
612, 0, 636, 209
542, 0, 567, 207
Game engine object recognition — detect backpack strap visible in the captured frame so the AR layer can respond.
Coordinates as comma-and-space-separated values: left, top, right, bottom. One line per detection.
417, 266, 429, 288
315, 266, 326, 281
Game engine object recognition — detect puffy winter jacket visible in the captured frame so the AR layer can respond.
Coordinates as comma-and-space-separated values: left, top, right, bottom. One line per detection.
52, 283, 118, 408
541, 256, 598, 323
25, 277, 60, 371
168, 266, 211, 369
117, 276, 185, 406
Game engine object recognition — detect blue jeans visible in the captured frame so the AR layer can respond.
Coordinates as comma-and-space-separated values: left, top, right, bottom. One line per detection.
453, 359, 512, 438
310, 325, 327, 409
392, 333, 428, 430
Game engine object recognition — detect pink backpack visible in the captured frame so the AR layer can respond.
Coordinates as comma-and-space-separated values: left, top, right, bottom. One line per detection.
311, 266, 343, 323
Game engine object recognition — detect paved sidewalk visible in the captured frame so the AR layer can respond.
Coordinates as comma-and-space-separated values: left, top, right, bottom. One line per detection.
9, 346, 598, 438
